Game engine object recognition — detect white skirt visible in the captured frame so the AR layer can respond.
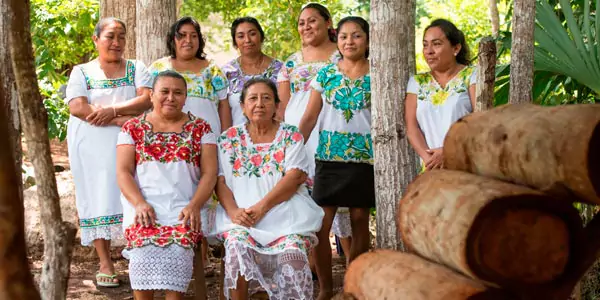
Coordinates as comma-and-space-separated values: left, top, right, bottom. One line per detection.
128, 245, 194, 293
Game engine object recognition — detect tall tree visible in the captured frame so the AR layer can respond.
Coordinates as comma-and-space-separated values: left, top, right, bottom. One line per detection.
509, 0, 535, 104
101, 0, 136, 59
136, 0, 176, 65
489, 0, 500, 38
8, 0, 76, 299
370, 0, 418, 250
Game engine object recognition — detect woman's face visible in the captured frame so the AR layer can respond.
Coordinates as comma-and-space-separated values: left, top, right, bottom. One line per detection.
422, 26, 461, 71
93, 21, 126, 62
151, 77, 187, 118
242, 83, 278, 123
234, 22, 263, 56
174, 23, 200, 60
298, 8, 331, 46
337, 21, 368, 60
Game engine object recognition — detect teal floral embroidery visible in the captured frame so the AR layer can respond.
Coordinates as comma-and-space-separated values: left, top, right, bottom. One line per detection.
218, 228, 314, 254
414, 66, 473, 105
79, 214, 123, 228
83, 60, 135, 90
316, 130, 373, 163
318, 64, 371, 122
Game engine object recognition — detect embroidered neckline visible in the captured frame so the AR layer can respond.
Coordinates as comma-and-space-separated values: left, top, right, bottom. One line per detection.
141, 112, 195, 136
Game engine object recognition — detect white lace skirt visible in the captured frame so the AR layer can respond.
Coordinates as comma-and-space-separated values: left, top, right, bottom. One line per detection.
128, 245, 194, 293
332, 208, 352, 238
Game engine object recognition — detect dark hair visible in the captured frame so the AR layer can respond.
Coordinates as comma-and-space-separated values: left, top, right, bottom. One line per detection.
94, 17, 127, 37
167, 17, 206, 60
152, 70, 187, 93
425, 19, 470, 65
299, 3, 336, 42
240, 78, 281, 104
336, 16, 370, 58
231, 17, 265, 48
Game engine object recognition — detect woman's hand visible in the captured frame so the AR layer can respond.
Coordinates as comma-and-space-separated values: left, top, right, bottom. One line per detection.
87, 106, 116, 126
178, 202, 202, 232
134, 201, 156, 227
245, 203, 268, 226
425, 147, 444, 170
228, 207, 254, 227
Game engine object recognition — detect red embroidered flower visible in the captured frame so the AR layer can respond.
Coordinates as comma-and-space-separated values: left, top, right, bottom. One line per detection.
180, 237, 191, 247
156, 134, 165, 142
156, 237, 170, 246
291, 132, 303, 142
146, 143, 165, 160
164, 152, 175, 162
175, 225, 188, 233
250, 154, 262, 166
130, 126, 145, 142
166, 143, 177, 151
140, 226, 160, 237
192, 141, 201, 152
273, 150, 284, 163
193, 126, 207, 142
233, 158, 242, 170
226, 127, 238, 138
176, 146, 191, 161
170, 134, 180, 143
135, 152, 141, 163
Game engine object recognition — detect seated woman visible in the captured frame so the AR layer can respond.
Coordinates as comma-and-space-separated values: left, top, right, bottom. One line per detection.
213, 78, 324, 300
116, 70, 218, 300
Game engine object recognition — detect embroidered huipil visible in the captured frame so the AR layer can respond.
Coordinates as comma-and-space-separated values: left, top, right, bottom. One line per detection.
117, 114, 215, 247
65, 59, 152, 246
310, 63, 373, 164
221, 58, 283, 126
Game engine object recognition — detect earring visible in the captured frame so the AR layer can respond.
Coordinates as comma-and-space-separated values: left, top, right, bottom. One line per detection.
454, 52, 458, 56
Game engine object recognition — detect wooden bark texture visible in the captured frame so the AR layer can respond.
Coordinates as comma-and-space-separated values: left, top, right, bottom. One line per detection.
444, 103, 600, 204
343, 250, 516, 300
8, 1, 77, 299
475, 37, 496, 112
136, 0, 176, 65
398, 170, 582, 288
100, 0, 136, 59
370, 0, 418, 251
489, 0, 500, 38
509, 0, 535, 104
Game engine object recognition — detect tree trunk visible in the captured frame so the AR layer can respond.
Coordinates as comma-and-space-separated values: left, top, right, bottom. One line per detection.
398, 170, 582, 289
475, 37, 496, 112
100, 0, 136, 59
370, 0, 418, 251
343, 250, 516, 300
443, 103, 600, 204
7, 1, 77, 299
509, 0, 535, 104
176, 0, 184, 17
489, 0, 500, 38
136, 0, 177, 65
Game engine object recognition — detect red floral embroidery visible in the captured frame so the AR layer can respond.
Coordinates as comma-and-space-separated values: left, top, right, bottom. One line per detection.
124, 223, 202, 249
226, 127, 238, 138
250, 154, 262, 166
291, 132, 303, 142
233, 158, 242, 170
273, 150, 284, 163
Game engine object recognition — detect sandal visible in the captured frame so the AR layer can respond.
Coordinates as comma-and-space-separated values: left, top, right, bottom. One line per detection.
96, 272, 120, 288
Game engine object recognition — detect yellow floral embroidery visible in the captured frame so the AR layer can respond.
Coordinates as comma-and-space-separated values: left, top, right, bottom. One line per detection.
431, 90, 450, 106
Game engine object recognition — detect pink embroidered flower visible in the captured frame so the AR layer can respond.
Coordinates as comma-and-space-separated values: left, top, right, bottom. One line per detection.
146, 143, 165, 160
291, 132, 303, 142
250, 154, 262, 166
273, 150, 284, 163
233, 158, 242, 170
226, 127, 238, 138
176, 147, 191, 161
262, 164, 271, 174
241, 136, 247, 147
222, 142, 232, 150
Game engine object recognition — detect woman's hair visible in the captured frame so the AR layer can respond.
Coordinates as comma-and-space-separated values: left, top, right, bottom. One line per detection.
151, 70, 188, 92
94, 17, 127, 37
299, 3, 336, 42
425, 19, 470, 65
240, 78, 281, 104
336, 16, 370, 58
231, 17, 265, 48
166, 17, 207, 60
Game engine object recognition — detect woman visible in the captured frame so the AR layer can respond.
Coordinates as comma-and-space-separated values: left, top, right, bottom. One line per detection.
213, 78, 324, 300
299, 16, 373, 300
116, 71, 217, 299
65, 17, 152, 287
405, 19, 476, 171
149, 17, 231, 135
222, 17, 283, 126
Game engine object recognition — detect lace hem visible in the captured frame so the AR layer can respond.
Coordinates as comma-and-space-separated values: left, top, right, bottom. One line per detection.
128, 245, 194, 293
80, 223, 124, 246
332, 209, 352, 238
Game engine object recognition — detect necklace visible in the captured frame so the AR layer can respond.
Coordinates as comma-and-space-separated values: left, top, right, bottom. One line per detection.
99, 58, 123, 79
240, 54, 265, 75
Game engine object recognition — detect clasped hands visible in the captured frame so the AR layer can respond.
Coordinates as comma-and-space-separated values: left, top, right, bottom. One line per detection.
424, 147, 444, 170
134, 201, 202, 232
86, 104, 117, 126
228, 204, 268, 227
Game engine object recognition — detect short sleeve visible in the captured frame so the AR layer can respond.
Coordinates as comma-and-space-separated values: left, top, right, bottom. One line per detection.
210, 66, 229, 100
117, 131, 134, 146
469, 67, 477, 85
310, 68, 326, 93
147, 57, 167, 84
65, 66, 88, 104
134, 60, 153, 88
406, 75, 419, 95
192, 119, 217, 145
283, 125, 310, 175
277, 64, 290, 83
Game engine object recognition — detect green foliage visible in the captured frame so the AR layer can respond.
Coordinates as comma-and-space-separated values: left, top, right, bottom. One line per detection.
30, 0, 99, 140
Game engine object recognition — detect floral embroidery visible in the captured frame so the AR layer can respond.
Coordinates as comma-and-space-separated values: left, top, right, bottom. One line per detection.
124, 223, 202, 249
414, 66, 473, 106
121, 113, 213, 166
79, 214, 123, 228
316, 130, 373, 163
280, 52, 341, 94
316, 64, 371, 122
218, 123, 303, 178
222, 58, 283, 94
82, 60, 135, 90
218, 228, 314, 254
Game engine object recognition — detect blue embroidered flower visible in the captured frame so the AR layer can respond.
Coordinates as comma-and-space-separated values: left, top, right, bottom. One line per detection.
316, 131, 373, 163
286, 60, 295, 68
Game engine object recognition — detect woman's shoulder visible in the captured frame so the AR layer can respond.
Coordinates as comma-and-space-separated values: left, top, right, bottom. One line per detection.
218, 124, 245, 142
121, 114, 146, 132
148, 57, 171, 72
412, 72, 433, 85
186, 113, 214, 131
221, 58, 239, 75
280, 123, 303, 143
283, 51, 302, 68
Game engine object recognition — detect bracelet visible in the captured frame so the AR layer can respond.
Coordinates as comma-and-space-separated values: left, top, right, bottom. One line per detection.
112, 106, 117, 117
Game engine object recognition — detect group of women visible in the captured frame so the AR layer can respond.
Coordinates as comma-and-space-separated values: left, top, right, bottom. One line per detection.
65, 2, 476, 299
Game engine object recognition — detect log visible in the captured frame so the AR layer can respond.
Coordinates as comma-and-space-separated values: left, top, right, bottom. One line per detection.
443, 103, 600, 204
397, 170, 582, 289
343, 250, 515, 300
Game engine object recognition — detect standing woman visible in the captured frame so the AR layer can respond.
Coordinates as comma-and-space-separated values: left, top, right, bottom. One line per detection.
405, 19, 476, 171
222, 17, 283, 126
299, 16, 373, 300
65, 17, 152, 287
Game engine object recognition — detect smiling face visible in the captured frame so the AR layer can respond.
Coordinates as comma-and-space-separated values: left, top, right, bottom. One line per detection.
93, 21, 126, 62
298, 8, 331, 47
234, 22, 263, 56
337, 21, 368, 60
422, 26, 461, 72
241, 82, 278, 123
174, 23, 200, 60
151, 76, 187, 118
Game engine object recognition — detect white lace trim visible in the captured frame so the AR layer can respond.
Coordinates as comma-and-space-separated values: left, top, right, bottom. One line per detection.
332, 208, 352, 238
80, 224, 125, 246
128, 245, 194, 293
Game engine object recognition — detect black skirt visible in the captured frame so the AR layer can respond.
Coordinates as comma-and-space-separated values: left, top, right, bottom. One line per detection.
312, 160, 375, 208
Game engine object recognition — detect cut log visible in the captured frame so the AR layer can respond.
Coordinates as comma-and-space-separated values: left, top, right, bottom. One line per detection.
397, 170, 582, 289
344, 250, 515, 300
443, 103, 600, 204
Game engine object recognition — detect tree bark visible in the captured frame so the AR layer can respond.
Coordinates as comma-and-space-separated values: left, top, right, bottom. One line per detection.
475, 37, 496, 112
398, 170, 582, 289
489, 0, 500, 38
136, 0, 177, 65
343, 250, 516, 300
509, 0, 535, 104
443, 103, 600, 204
100, 0, 136, 59
7, 1, 77, 299
370, 0, 418, 251
176, 0, 184, 17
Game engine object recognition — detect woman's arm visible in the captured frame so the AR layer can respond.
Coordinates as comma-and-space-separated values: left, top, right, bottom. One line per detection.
218, 99, 233, 132
68, 97, 97, 121
116, 144, 155, 226
468, 84, 477, 111
86, 87, 151, 126
276, 81, 291, 121
215, 176, 254, 227
405, 93, 431, 161
299, 89, 323, 143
